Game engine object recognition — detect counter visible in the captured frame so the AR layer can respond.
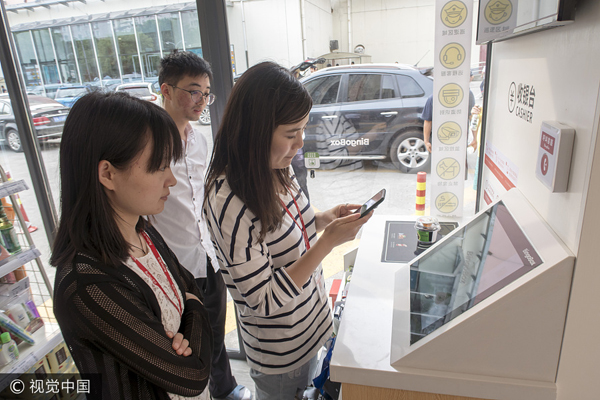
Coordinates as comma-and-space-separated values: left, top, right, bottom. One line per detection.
330, 200, 573, 400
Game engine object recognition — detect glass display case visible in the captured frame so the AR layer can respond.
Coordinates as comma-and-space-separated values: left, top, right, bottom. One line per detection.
408, 201, 542, 344
390, 189, 575, 384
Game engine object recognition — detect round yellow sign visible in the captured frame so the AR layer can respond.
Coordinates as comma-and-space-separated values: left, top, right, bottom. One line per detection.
438, 83, 464, 108
441, 1, 468, 28
437, 121, 462, 145
435, 192, 459, 213
436, 157, 461, 180
485, 0, 512, 25
440, 43, 466, 70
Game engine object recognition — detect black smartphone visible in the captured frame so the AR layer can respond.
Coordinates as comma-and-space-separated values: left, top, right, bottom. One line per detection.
355, 188, 386, 218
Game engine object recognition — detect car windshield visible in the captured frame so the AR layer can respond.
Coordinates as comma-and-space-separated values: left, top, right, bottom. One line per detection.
119, 87, 152, 97
56, 88, 87, 97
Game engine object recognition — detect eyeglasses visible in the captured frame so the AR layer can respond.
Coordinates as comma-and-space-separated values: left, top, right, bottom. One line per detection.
169, 84, 215, 105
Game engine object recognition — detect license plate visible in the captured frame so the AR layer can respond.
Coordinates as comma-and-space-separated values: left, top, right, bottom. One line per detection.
54, 115, 67, 122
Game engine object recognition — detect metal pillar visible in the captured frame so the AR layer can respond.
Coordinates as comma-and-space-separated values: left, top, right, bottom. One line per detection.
0, 1, 58, 246
195, 0, 234, 136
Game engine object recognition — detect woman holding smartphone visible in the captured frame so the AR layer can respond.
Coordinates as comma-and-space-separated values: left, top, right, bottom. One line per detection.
51, 92, 212, 399
203, 61, 372, 400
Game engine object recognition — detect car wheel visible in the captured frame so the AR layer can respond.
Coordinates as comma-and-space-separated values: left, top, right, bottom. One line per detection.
390, 130, 430, 173
6, 129, 23, 152
199, 108, 211, 125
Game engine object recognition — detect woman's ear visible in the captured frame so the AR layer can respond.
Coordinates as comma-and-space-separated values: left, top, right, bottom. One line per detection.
98, 160, 116, 191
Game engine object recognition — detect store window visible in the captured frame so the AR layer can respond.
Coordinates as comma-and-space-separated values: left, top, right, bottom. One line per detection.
114, 18, 142, 81
134, 15, 161, 79
181, 11, 202, 55
32, 29, 60, 85
92, 21, 120, 85
158, 13, 184, 54
50, 26, 79, 85
71, 24, 99, 84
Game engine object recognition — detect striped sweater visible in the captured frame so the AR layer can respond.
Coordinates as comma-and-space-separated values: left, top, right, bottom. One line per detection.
204, 172, 332, 374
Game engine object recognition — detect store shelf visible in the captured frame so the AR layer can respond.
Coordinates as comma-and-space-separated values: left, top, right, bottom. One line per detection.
0, 325, 63, 391
0, 248, 41, 278
0, 179, 28, 199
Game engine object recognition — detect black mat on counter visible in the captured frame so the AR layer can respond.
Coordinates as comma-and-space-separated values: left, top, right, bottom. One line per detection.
381, 220, 459, 263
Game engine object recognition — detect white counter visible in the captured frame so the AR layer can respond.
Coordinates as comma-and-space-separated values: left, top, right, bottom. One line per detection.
330, 214, 561, 400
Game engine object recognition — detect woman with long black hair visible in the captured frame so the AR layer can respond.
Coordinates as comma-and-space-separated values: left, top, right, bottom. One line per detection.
51, 91, 212, 399
204, 61, 371, 399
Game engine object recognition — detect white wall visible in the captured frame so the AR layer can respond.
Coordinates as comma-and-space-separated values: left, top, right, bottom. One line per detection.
226, 0, 333, 71
479, 0, 600, 397
331, 0, 480, 67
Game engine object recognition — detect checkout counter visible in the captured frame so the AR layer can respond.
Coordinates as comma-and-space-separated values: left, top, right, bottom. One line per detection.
330, 189, 574, 400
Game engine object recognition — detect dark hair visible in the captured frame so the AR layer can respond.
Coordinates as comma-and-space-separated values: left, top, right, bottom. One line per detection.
50, 91, 182, 267
204, 61, 312, 242
159, 50, 213, 86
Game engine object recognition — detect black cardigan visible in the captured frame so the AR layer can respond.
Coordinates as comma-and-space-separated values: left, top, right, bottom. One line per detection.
53, 226, 213, 399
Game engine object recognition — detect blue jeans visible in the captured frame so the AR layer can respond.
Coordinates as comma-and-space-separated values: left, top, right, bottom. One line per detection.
249, 355, 318, 400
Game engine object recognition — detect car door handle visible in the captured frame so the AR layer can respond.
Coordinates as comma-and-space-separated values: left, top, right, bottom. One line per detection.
321, 115, 338, 120
380, 111, 398, 116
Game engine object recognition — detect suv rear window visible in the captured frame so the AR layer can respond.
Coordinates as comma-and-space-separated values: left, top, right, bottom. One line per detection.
304, 75, 341, 105
396, 75, 425, 98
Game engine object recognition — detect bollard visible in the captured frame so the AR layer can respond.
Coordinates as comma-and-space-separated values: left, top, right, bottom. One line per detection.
415, 172, 426, 216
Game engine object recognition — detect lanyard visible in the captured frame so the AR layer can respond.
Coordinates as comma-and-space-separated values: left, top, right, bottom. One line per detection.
279, 186, 311, 251
131, 232, 183, 318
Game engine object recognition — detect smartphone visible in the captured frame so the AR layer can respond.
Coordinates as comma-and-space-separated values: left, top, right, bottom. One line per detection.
355, 188, 386, 218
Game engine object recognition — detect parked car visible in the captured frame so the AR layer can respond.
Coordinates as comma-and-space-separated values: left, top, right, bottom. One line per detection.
0, 94, 70, 152
54, 85, 96, 108
115, 82, 161, 106
199, 108, 211, 125
300, 64, 433, 173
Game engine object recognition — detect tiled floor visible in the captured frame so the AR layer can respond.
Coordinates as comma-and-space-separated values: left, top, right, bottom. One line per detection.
229, 358, 256, 397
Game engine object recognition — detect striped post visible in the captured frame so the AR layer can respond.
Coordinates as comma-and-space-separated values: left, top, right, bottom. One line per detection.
416, 172, 426, 216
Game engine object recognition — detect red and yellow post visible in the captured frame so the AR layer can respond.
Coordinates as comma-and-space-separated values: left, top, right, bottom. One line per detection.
416, 172, 426, 216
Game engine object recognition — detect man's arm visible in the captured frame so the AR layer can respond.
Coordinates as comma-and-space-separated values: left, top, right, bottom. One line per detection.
424, 120, 432, 153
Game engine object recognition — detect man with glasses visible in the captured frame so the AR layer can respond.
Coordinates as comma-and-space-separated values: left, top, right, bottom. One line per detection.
155, 50, 252, 400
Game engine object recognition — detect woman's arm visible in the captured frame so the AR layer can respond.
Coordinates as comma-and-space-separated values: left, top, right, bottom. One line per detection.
286, 211, 371, 287
67, 276, 211, 397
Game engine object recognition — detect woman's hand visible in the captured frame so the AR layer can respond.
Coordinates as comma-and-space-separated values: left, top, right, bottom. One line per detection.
315, 203, 362, 232
319, 209, 373, 249
166, 331, 192, 357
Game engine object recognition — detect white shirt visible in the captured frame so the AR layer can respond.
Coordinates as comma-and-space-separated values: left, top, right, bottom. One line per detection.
125, 251, 206, 400
153, 123, 218, 279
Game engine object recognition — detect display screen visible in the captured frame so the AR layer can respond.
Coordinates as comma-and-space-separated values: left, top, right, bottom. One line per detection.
359, 189, 385, 215
409, 201, 542, 344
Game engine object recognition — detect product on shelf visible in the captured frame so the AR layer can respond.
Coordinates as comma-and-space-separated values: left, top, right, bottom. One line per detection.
13, 266, 27, 281
0, 312, 35, 345
0, 331, 19, 367
0, 271, 16, 284
0, 202, 21, 254
46, 342, 73, 374
0, 245, 10, 266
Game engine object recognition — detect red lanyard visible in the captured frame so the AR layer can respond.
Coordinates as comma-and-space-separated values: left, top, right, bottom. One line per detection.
279, 186, 311, 251
131, 232, 183, 318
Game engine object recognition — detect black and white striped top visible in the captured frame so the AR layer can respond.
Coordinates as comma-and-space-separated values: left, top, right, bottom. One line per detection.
204, 171, 332, 374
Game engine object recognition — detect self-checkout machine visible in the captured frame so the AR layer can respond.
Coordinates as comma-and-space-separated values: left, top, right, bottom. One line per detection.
389, 188, 574, 399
